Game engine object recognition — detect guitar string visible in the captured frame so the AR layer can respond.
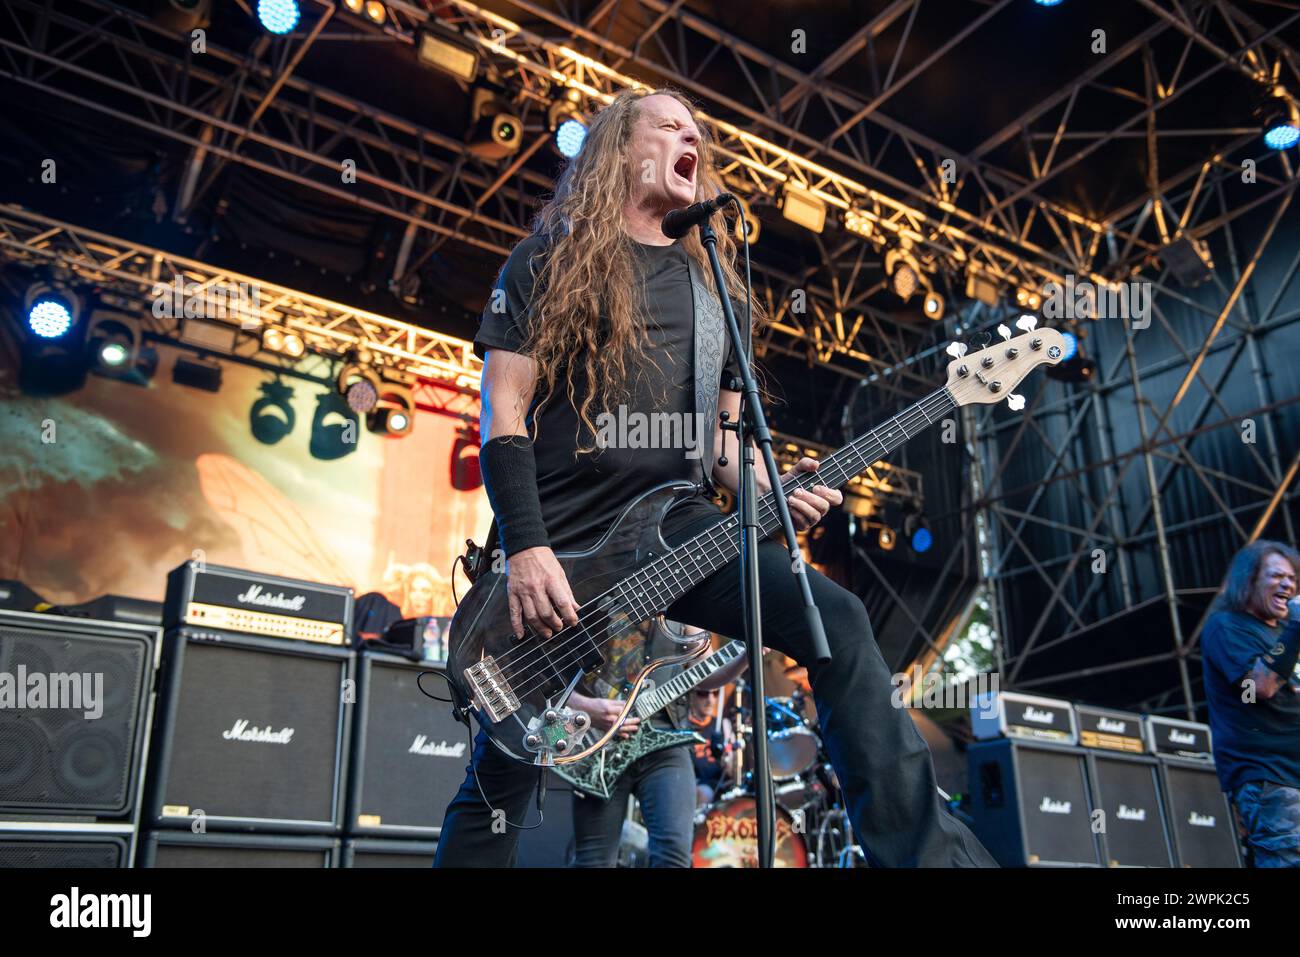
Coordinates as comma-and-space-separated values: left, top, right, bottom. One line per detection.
493, 388, 956, 702
491, 387, 957, 702
489, 387, 958, 701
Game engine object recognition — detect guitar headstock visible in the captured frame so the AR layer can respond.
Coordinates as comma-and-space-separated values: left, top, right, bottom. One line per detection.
944, 316, 1065, 410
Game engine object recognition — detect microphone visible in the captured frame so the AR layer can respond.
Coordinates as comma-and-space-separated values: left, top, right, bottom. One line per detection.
661, 193, 735, 239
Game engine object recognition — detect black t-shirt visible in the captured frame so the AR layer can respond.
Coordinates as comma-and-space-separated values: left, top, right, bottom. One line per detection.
1202, 609, 1300, 792
689, 714, 728, 789
474, 233, 740, 552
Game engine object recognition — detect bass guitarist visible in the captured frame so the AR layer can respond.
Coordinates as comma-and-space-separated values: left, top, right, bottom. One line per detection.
434, 86, 995, 869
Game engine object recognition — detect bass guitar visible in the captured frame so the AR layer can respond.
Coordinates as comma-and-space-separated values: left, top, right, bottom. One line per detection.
446, 323, 1064, 766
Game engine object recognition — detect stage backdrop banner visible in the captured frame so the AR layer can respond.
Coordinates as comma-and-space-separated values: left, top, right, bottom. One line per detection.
0, 343, 491, 619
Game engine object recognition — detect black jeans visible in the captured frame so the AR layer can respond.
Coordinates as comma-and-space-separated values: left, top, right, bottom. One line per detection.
571, 744, 695, 868
435, 536, 997, 868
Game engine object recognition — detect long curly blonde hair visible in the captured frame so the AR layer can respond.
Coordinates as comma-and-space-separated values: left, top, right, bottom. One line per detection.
520, 87, 762, 450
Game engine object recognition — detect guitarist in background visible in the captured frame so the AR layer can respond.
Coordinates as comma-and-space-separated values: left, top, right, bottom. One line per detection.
567, 623, 747, 867
434, 86, 996, 868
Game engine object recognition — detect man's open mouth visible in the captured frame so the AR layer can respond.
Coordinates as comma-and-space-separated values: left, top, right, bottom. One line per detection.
673, 152, 697, 184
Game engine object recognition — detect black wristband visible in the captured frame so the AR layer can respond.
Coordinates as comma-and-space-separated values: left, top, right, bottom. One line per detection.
480, 435, 550, 557
1262, 619, 1300, 680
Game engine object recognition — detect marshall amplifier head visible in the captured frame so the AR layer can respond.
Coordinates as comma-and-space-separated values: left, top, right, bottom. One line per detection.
1076, 705, 1147, 754
971, 691, 1078, 744
1145, 715, 1213, 761
164, 561, 353, 647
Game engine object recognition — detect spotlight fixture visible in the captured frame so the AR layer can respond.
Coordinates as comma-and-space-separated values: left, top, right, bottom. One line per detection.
1014, 287, 1042, 311
250, 380, 297, 446
86, 310, 142, 378
172, 355, 223, 392
450, 426, 482, 491
367, 383, 415, 437
844, 207, 875, 239
343, 0, 363, 12
261, 326, 305, 358
1046, 328, 1096, 383
256, 0, 299, 34
922, 290, 945, 321
468, 92, 523, 161
877, 525, 897, 551
363, 1, 386, 24
337, 359, 382, 414
416, 23, 480, 83
1260, 89, 1300, 150
903, 502, 932, 554
779, 183, 826, 234
554, 118, 587, 159
884, 247, 921, 301
964, 268, 999, 307
14, 280, 90, 394
1034, 0, 1064, 6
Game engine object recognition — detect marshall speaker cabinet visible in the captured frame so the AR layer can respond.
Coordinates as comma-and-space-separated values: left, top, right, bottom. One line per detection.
968, 738, 1103, 867
140, 831, 340, 867
145, 628, 353, 833
346, 651, 469, 837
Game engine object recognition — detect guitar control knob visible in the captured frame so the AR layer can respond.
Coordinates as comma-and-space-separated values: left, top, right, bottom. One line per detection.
1005, 347, 1019, 358
989, 380, 1002, 393
544, 709, 559, 724
981, 356, 994, 369
573, 713, 590, 730
525, 733, 541, 749
555, 739, 568, 752
1030, 337, 1043, 350
957, 365, 969, 377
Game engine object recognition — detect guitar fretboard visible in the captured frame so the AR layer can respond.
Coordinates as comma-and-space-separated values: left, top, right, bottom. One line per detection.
634, 640, 745, 718
608, 386, 958, 626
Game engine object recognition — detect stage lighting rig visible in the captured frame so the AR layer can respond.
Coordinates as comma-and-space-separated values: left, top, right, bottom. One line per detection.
87, 310, 154, 384
367, 381, 416, 437
733, 195, 760, 245
779, 183, 826, 234
250, 380, 297, 446
884, 244, 922, 302
549, 93, 588, 159
1259, 86, 1300, 150
468, 91, 523, 162
261, 326, 305, 358
416, 22, 480, 83
256, 0, 299, 35
337, 355, 383, 414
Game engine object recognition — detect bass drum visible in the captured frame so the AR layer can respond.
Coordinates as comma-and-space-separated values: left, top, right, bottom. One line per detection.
691, 795, 809, 868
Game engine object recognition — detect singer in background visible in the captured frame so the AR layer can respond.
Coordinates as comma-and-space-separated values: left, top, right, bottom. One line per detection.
1203, 541, 1300, 867
434, 86, 995, 868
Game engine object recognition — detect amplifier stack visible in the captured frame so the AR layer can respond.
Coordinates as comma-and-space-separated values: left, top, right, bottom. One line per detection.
0, 610, 157, 867
968, 692, 1240, 868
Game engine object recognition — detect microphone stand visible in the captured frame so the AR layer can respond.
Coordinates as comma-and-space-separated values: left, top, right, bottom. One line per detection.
696, 216, 831, 868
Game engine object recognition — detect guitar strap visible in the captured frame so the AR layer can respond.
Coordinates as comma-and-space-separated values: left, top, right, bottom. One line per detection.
687, 256, 729, 496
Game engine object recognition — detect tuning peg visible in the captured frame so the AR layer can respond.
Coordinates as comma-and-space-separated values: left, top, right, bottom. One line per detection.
997, 324, 1012, 341
1007, 393, 1026, 412
1015, 314, 1038, 332
945, 341, 968, 359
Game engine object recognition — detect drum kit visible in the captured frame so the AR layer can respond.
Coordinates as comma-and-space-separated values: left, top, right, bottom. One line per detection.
689, 661, 868, 868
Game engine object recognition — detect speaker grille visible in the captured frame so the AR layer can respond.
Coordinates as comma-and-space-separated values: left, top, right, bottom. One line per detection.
1091, 756, 1171, 867
1163, 764, 1240, 867
350, 659, 467, 834
148, 838, 333, 867
1016, 748, 1099, 866
153, 639, 347, 829
0, 623, 149, 814
0, 835, 128, 867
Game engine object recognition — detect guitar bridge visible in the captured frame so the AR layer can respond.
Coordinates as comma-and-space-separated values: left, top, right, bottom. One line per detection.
465, 656, 519, 722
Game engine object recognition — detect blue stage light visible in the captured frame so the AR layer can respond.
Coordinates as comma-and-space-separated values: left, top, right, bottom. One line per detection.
1264, 121, 1299, 150
555, 118, 587, 158
1034, 0, 1064, 6
1059, 330, 1078, 361
257, 0, 300, 34
911, 527, 932, 554
28, 298, 73, 339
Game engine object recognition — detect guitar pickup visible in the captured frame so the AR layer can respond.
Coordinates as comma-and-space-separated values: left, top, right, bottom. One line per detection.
465, 657, 519, 722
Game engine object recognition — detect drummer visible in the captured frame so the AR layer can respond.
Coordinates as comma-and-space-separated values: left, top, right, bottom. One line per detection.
689, 685, 739, 807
